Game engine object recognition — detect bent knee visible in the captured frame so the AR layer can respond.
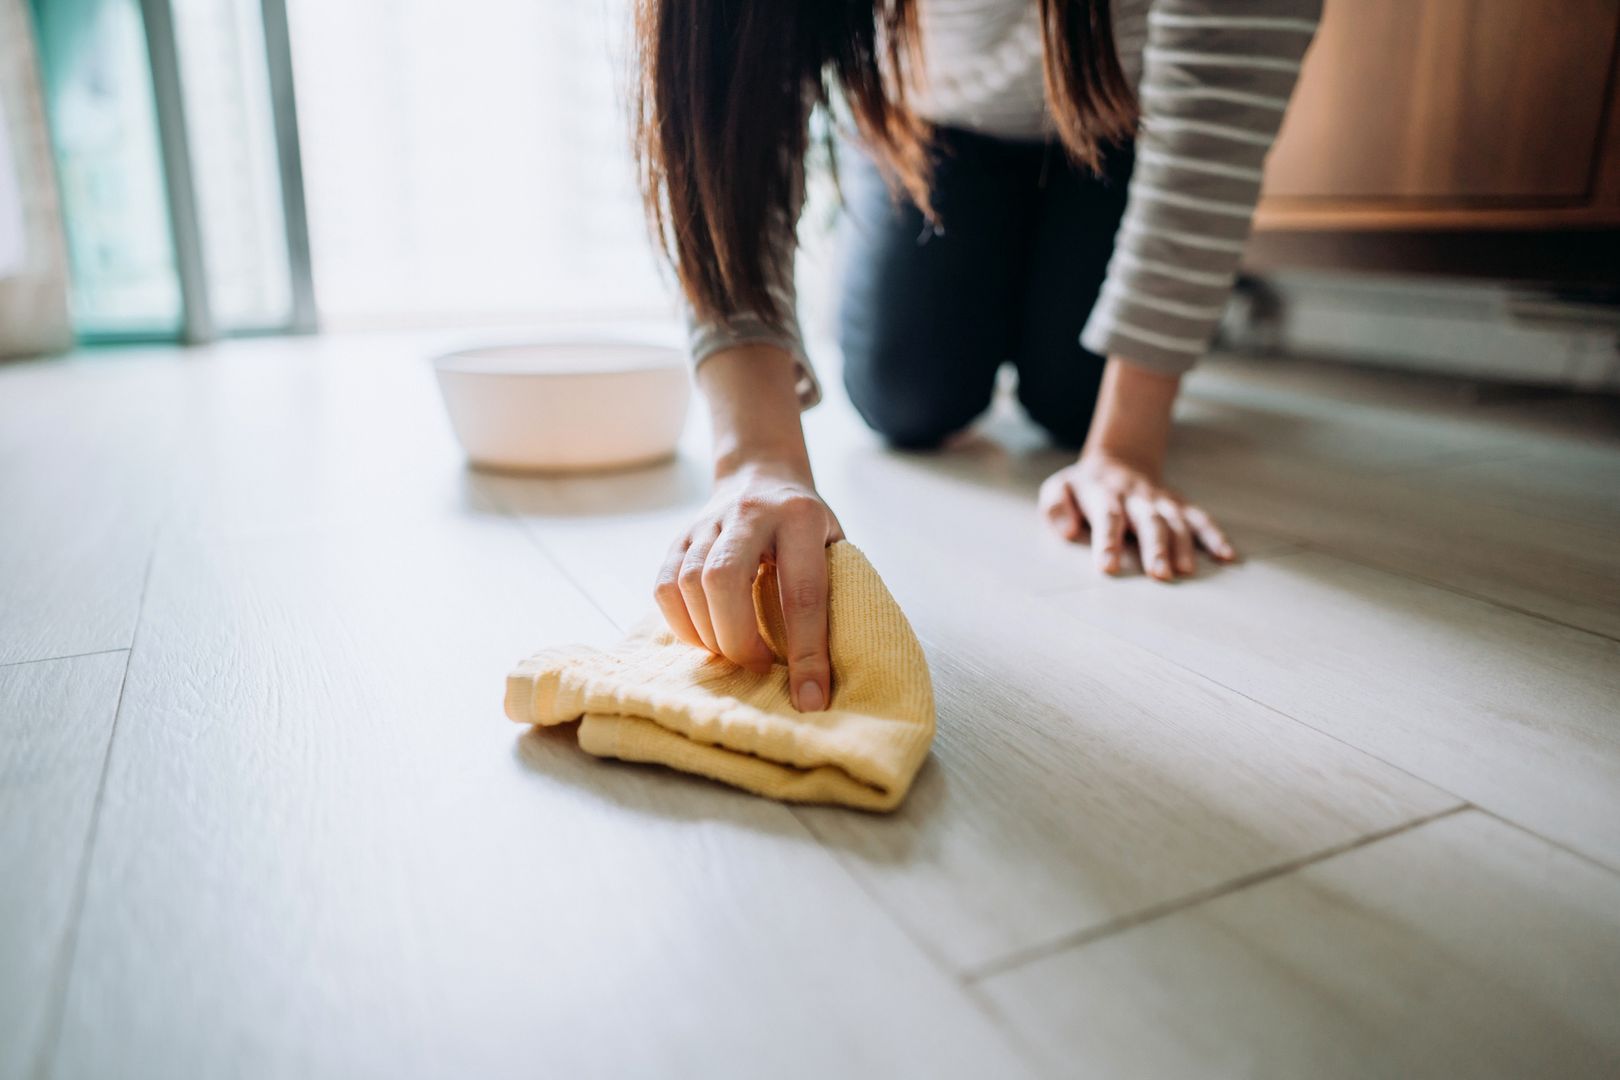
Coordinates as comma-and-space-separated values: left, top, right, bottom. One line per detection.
840, 338, 995, 449
1020, 399, 1095, 450
1016, 369, 1101, 450
842, 364, 989, 449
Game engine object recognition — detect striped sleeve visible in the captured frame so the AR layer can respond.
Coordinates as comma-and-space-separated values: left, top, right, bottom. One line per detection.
685, 272, 822, 410
1081, 0, 1321, 375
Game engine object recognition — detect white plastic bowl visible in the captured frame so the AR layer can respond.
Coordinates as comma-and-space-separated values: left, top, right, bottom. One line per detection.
433, 339, 691, 473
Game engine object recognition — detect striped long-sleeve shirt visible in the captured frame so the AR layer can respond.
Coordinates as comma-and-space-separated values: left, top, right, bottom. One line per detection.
687, 0, 1323, 408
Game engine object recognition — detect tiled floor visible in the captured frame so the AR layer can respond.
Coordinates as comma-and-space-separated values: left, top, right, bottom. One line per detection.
3, 334, 1617, 1078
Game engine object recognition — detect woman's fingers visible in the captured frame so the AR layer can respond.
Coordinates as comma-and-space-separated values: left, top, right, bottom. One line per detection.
773, 526, 831, 712
1039, 473, 1084, 542
677, 526, 721, 653
1184, 504, 1237, 562
1158, 498, 1197, 576
701, 532, 775, 674
1046, 455, 1234, 581
1080, 487, 1128, 574
658, 472, 842, 678
1125, 492, 1172, 581
654, 535, 704, 647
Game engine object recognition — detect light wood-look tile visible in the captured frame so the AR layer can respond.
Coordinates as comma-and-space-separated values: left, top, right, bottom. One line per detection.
12, 335, 1618, 1078
500, 490, 1456, 974
1168, 445, 1620, 639
1194, 351, 1617, 441
810, 419, 1301, 590
50, 519, 1026, 1079
1399, 442, 1620, 534
0, 355, 180, 664
1179, 356, 1620, 635
0, 651, 127, 1078
160, 334, 485, 540
1046, 550, 1620, 868
793, 541, 1457, 973
1177, 362, 1527, 477
472, 441, 714, 630
980, 810, 1620, 1079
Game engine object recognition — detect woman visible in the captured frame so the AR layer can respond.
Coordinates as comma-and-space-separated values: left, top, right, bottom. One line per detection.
637, 0, 1321, 713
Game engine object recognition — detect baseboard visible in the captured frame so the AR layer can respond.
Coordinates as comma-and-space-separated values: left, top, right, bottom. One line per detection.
1223, 273, 1620, 392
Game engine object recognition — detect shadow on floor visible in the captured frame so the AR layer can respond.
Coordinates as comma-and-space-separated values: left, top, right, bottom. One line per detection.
470, 451, 710, 519
512, 719, 938, 857
513, 725, 815, 838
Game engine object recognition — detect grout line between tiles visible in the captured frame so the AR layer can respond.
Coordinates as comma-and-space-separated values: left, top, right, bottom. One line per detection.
470, 475, 1044, 1062
1374, 449, 1532, 481
1047, 534, 1620, 648
1296, 544, 1620, 647
1031, 549, 1479, 805
0, 647, 131, 671
789, 807, 1052, 1076
1468, 805, 1620, 879
962, 803, 1471, 986
485, 489, 1047, 1066
474, 480, 631, 635
791, 809, 956, 976
1030, 574, 1620, 883
33, 548, 157, 1080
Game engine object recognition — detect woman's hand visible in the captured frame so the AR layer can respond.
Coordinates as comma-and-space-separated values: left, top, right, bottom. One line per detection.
1037, 356, 1235, 580
1039, 450, 1235, 579
656, 461, 844, 711
656, 341, 838, 711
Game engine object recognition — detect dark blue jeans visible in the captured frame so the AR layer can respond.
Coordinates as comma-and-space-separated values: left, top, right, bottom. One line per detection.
837, 128, 1134, 449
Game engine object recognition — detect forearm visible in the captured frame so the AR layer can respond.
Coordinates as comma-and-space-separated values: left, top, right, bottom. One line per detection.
696, 344, 814, 483
1082, 356, 1182, 476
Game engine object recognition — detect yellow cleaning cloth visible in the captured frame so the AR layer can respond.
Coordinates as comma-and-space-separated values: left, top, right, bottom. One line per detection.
505, 541, 934, 811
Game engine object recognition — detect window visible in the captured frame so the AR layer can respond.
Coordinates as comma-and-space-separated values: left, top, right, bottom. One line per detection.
173, 0, 291, 330
285, 0, 671, 329
31, 0, 182, 336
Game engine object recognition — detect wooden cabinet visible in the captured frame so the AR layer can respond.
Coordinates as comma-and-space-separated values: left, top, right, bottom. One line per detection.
1253, 0, 1620, 240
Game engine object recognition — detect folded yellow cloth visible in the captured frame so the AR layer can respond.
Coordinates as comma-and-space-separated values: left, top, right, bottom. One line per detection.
505, 541, 934, 811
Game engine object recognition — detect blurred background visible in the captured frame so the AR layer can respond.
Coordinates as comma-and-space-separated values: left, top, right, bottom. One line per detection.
1, 0, 1618, 387
2, 0, 669, 350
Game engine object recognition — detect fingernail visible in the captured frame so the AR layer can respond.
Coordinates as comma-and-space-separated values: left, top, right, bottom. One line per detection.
795, 681, 825, 712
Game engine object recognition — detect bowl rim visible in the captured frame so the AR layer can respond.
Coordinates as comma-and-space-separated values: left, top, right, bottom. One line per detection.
432, 333, 687, 378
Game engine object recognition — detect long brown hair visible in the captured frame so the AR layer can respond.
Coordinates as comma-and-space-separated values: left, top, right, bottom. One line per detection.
634, 0, 1136, 331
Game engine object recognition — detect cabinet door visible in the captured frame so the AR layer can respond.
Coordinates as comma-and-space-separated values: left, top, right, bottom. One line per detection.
1262, 0, 1620, 200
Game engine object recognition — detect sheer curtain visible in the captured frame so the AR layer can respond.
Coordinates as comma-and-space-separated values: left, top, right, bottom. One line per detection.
284, 0, 671, 329
174, 0, 292, 330
1, 0, 73, 356
30, 0, 181, 335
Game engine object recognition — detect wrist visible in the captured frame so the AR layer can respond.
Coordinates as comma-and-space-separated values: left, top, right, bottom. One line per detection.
1083, 429, 1168, 478
1081, 356, 1180, 477
712, 443, 814, 485
698, 343, 814, 485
